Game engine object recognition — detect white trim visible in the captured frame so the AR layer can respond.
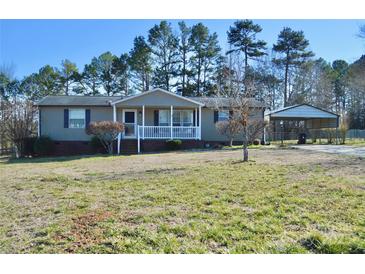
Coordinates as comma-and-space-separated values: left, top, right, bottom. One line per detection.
122, 109, 137, 139
110, 88, 205, 106
142, 105, 145, 139
170, 105, 173, 139
198, 105, 202, 140
113, 105, 116, 122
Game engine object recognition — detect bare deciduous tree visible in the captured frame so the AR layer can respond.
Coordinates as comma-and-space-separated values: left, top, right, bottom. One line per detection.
86, 121, 124, 154
2, 100, 37, 158
215, 120, 242, 147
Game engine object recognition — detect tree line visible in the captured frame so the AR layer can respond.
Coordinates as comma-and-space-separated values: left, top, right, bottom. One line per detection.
1, 20, 365, 129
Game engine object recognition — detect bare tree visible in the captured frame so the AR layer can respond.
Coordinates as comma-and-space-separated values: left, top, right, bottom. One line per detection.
216, 120, 242, 146
2, 100, 37, 158
86, 121, 124, 154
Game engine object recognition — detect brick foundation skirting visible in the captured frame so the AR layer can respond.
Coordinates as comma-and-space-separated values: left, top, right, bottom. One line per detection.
48, 139, 237, 156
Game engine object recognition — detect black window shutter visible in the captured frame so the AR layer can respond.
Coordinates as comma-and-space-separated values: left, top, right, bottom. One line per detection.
214, 110, 218, 123
229, 110, 233, 119
64, 109, 69, 128
154, 110, 159, 126
85, 109, 91, 127
193, 110, 196, 126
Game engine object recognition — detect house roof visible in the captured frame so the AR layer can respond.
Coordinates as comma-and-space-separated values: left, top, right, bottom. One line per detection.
266, 104, 339, 119
190, 97, 265, 108
111, 88, 204, 106
36, 89, 265, 108
36, 95, 121, 106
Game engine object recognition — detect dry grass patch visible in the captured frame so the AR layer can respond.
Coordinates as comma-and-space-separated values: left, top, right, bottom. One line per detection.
0, 149, 364, 253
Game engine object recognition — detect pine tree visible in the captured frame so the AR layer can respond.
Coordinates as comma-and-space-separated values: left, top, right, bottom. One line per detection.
273, 27, 314, 106
74, 58, 101, 96
128, 36, 152, 92
189, 23, 221, 96
112, 53, 131, 96
227, 20, 267, 94
95, 52, 118, 96
58, 59, 78, 95
148, 21, 179, 91
177, 21, 192, 96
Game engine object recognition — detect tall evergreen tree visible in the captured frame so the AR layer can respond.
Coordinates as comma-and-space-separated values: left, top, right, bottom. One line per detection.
227, 20, 267, 93
148, 21, 179, 91
177, 21, 192, 96
74, 58, 101, 95
332, 60, 349, 113
128, 36, 152, 92
95, 52, 118, 96
273, 27, 314, 106
189, 23, 221, 96
58, 59, 78, 95
112, 53, 131, 96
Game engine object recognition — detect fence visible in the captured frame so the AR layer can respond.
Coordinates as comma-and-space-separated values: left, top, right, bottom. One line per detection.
347, 129, 365, 139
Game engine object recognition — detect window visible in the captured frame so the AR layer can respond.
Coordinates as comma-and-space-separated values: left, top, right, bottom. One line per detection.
218, 110, 230, 122
173, 110, 193, 126
159, 110, 193, 126
159, 110, 170, 126
69, 109, 85, 128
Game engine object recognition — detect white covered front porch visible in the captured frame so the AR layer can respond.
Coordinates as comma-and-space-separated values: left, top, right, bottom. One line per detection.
110, 89, 204, 154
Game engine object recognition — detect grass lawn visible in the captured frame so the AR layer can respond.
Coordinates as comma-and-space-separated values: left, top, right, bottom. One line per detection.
0, 148, 364, 253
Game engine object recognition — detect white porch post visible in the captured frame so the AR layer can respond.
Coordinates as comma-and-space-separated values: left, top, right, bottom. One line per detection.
142, 105, 145, 139
195, 108, 198, 140
170, 105, 173, 139
113, 104, 117, 122
198, 105, 202, 140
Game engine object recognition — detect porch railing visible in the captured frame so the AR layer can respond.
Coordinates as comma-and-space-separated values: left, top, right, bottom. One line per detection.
138, 126, 199, 139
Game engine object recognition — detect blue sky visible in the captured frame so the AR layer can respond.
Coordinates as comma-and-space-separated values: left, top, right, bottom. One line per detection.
1, 19, 364, 79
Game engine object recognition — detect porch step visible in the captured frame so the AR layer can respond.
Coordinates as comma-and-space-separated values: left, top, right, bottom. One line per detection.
120, 140, 138, 155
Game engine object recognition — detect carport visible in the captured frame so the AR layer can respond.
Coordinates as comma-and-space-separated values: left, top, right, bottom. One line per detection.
265, 104, 340, 144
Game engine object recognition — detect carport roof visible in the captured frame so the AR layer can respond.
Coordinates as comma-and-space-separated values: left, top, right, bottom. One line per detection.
266, 104, 339, 120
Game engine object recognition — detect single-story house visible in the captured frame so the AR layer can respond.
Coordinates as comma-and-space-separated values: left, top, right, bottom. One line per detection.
36, 88, 265, 155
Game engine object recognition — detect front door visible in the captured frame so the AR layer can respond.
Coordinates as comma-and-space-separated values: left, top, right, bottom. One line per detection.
122, 109, 137, 138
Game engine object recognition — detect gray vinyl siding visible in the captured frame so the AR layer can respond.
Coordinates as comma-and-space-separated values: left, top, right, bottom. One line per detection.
201, 108, 264, 142
40, 106, 113, 141
40, 105, 264, 142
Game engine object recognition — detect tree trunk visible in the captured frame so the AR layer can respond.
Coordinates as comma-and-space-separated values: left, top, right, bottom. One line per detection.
243, 145, 248, 162
242, 127, 249, 162
182, 53, 186, 95
283, 54, 290, 107
229, 138, 233, 147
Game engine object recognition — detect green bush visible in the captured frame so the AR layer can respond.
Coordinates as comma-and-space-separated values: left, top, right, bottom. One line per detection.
33, 136, 55, 156
253, 139, 261, 145
165, 139, 182, 150
90, 136, 104, 153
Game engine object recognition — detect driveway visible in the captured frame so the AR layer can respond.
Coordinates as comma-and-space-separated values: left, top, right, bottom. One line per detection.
292, 145, 365, 158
